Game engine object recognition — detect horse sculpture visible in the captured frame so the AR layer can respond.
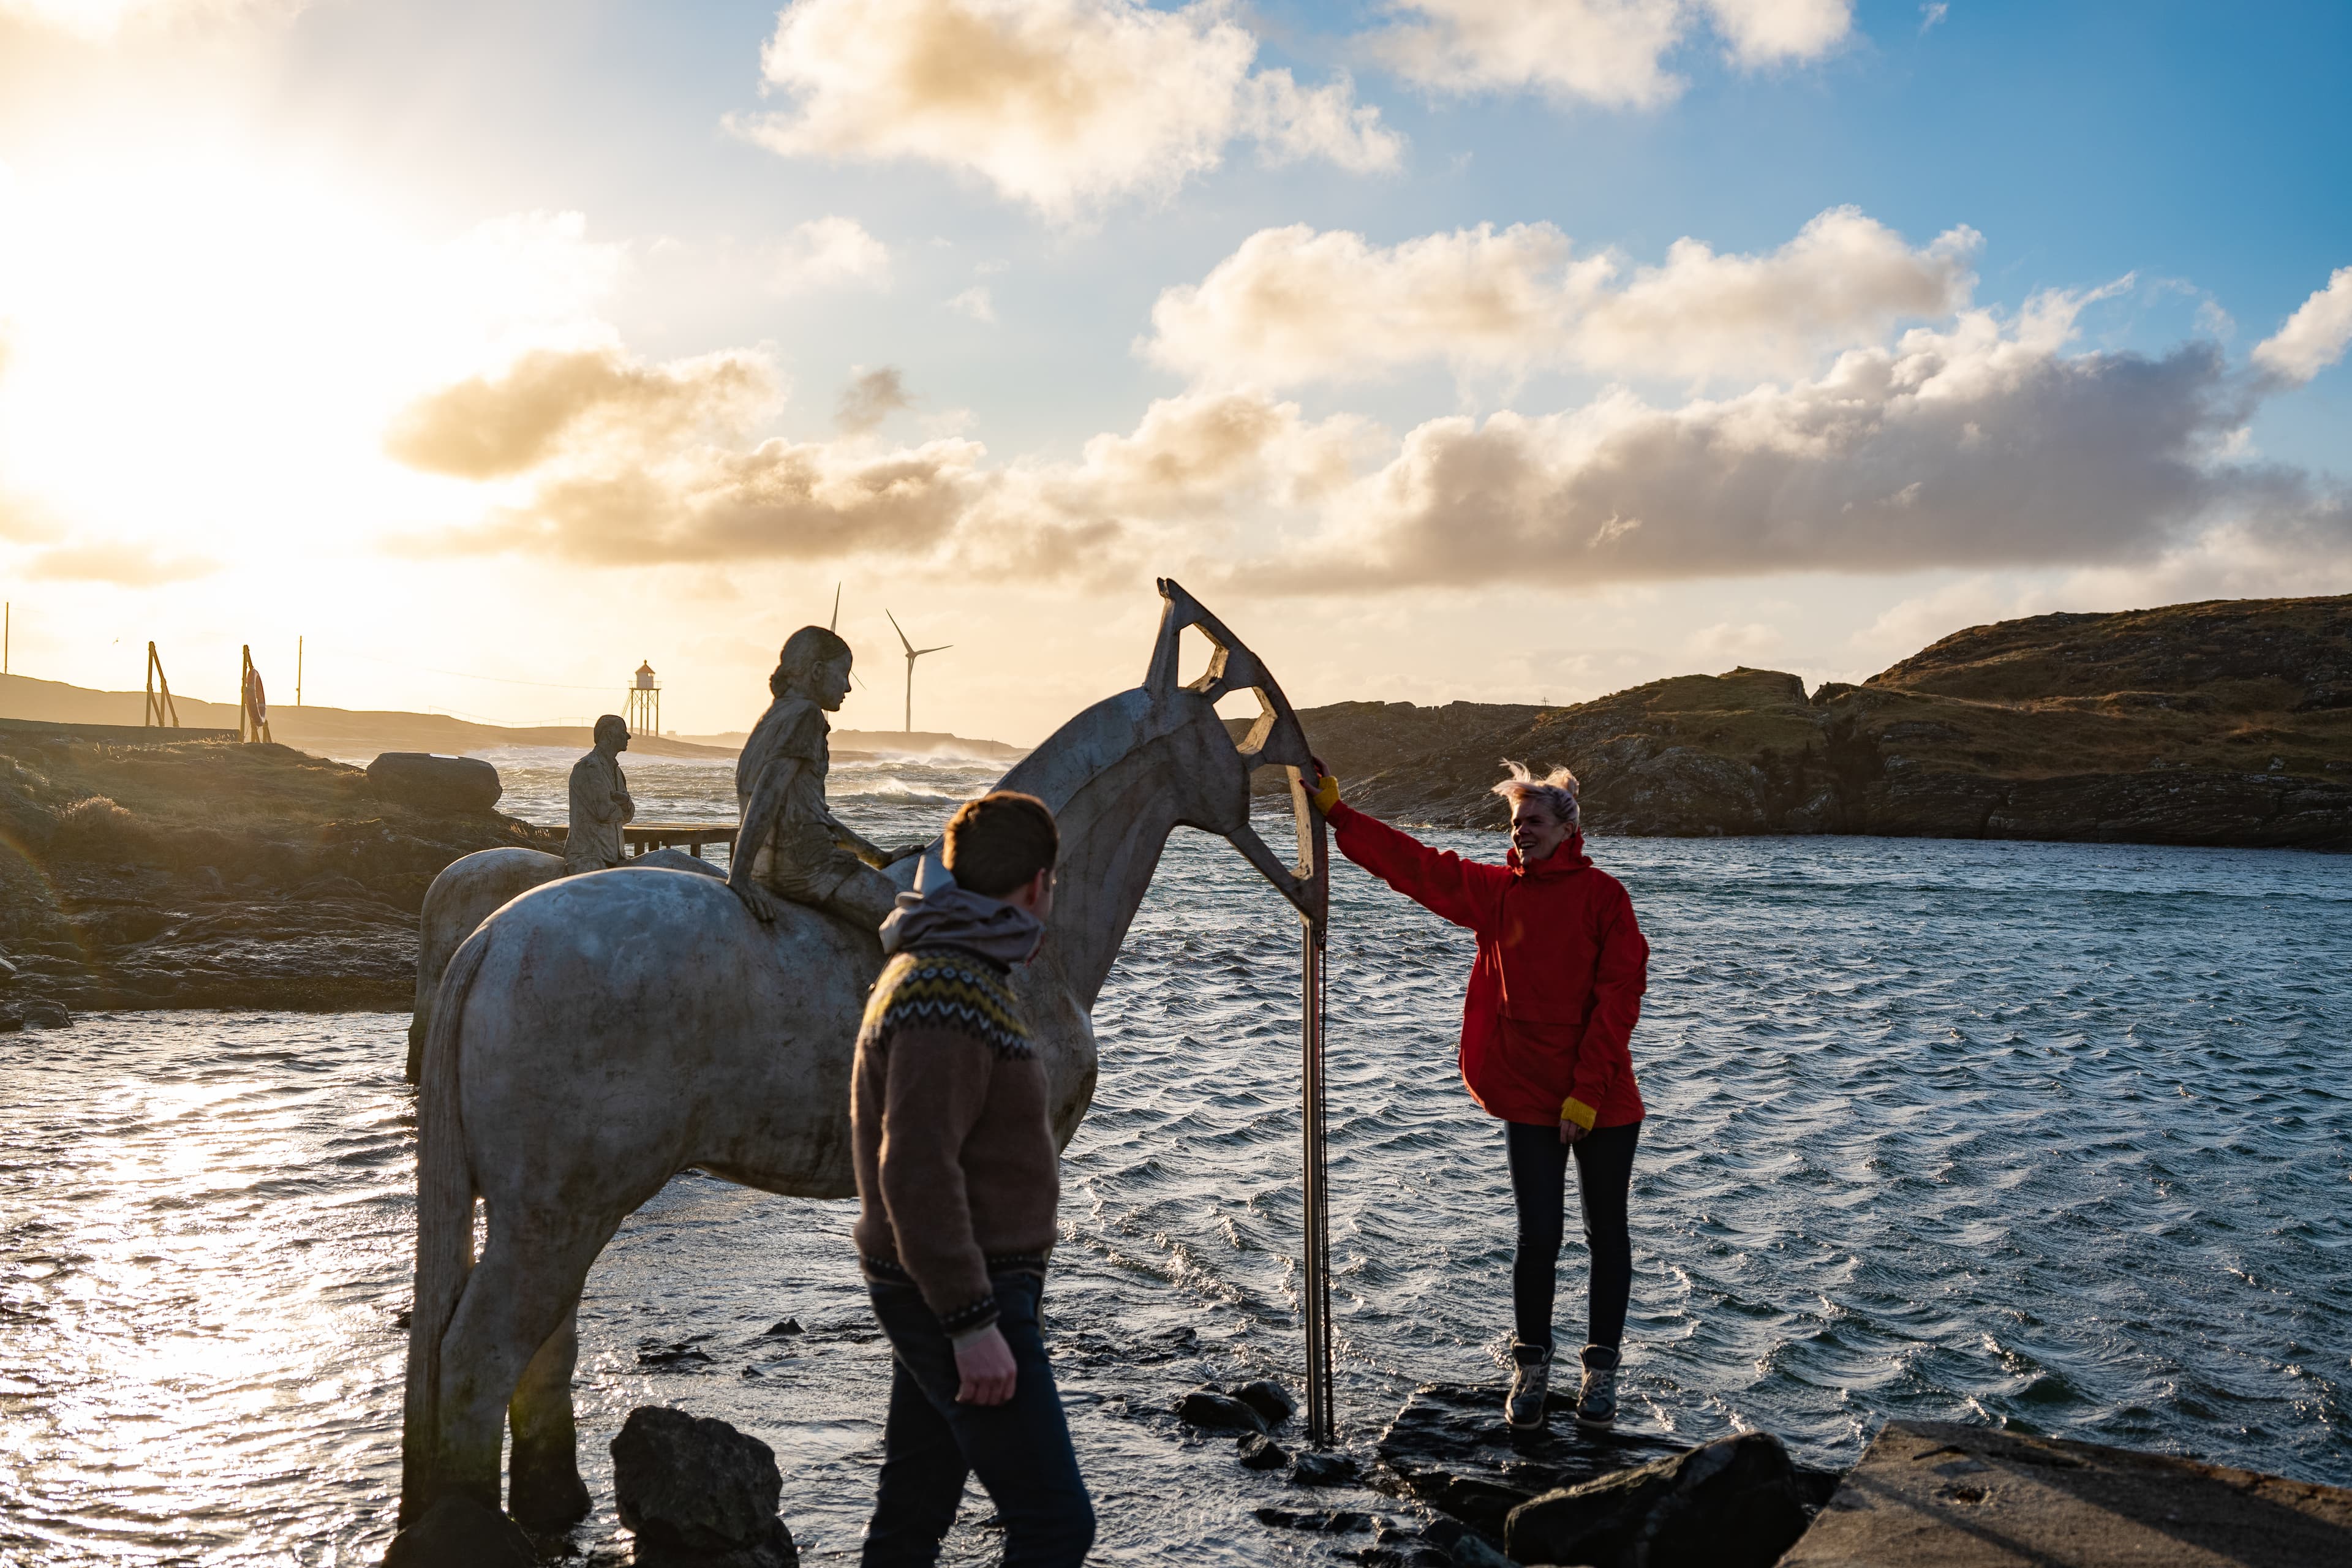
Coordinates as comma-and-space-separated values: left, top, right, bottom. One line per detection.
404, 846, 718, 1082
400, 580, 1324, 1525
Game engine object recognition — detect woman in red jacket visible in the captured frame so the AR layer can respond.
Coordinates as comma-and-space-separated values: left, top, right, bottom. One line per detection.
1312, 760, 1648, 1433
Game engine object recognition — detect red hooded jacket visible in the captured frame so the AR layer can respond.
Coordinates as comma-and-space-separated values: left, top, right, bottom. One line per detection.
1329, 801, 1648, 1130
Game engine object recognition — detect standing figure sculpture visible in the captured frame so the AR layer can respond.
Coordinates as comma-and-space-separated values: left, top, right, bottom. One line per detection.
729, 626, 913, 930
564, 715, 635, 873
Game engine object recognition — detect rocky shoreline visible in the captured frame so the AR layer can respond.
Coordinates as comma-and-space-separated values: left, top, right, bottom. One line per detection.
0, 728, 562, 1019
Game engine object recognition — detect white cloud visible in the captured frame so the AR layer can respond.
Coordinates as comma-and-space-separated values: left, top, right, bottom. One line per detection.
1918, 2, 1948, 34
1688, 619, 1784, 659
946, 285, 997, 323
1145, 206, 1980, 386
1376, 0, 1852, 109
1232, 285, 2347, 592
2252, 266, 2352, 385
774, 215, 892, 293
1698, 0, 1852, 64
734, 0, 1400, 217
0, 0, 300, 38
386, 340, 1369, 582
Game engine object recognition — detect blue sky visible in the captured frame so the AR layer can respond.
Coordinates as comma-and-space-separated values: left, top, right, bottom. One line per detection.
1, 1, 2346, 741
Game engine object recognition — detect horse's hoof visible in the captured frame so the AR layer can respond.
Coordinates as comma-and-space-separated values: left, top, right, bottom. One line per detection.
384, 1494, 534, 1566
508, 1467, 592, 1531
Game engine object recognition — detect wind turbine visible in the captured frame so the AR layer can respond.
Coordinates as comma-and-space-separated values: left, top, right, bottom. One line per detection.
885, 609, 950, 735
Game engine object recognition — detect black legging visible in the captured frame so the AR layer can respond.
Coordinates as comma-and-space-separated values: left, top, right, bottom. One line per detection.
1504, 1118, 1640, 1352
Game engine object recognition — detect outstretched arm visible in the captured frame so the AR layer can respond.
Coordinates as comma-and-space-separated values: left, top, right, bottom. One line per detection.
728, 755, 801, 921
1321, 785, 1509, 933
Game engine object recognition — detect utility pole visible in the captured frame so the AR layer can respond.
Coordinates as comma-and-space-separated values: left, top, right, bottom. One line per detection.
4, 601, 9, 676
296, 636, 303, 708
885, 609, 950, 735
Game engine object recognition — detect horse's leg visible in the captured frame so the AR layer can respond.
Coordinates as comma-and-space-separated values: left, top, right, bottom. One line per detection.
508, 1301, 591, 1528
434, 1223, 607, 1513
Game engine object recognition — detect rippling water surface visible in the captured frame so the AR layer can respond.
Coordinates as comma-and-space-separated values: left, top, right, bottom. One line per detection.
4, 753, 2347, 1562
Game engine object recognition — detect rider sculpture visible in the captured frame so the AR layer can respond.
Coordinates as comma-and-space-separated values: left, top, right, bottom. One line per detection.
563, 715, 635, 873
727, 626, 916, 930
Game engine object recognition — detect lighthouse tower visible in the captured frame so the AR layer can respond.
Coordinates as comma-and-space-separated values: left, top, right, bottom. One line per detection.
625, 659, 660, 738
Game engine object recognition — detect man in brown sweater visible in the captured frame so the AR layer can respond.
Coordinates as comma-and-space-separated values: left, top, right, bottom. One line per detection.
851, 790, 1092, 1567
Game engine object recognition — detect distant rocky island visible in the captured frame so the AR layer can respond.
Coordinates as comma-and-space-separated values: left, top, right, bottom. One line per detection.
1273, 594, 2351, 850
0, 730, 563, 1019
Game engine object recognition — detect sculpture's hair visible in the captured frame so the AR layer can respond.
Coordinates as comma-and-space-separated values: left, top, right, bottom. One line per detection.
945, 791, 1060, 899
594, 714, 628, 745
1491, 759, 1580, 828
771, 626, 853, 699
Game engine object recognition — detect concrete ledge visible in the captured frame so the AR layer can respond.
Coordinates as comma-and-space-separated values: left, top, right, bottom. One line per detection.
1779, 1420, 2352, 1567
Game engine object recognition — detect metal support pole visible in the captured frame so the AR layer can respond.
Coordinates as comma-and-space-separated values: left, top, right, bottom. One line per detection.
1289, 766, 1336, 1446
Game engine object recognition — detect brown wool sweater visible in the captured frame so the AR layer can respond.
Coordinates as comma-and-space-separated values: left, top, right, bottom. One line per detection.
850, 947, 1060, 1337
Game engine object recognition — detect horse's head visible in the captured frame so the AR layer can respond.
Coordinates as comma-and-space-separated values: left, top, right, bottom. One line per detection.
1139, 578, 1325, 923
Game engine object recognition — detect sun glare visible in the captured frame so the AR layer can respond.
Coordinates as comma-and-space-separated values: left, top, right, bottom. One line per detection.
0, 146, 624, 572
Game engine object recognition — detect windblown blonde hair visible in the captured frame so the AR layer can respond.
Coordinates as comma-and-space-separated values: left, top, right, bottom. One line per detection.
1491, 760, 1580, 827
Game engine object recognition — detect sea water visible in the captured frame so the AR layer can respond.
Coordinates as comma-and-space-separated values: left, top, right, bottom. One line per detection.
2, 752, 2346, 1562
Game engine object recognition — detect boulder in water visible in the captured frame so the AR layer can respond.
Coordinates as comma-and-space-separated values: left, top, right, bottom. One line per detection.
1238, 1433, 1290, 1471
1291, 1450, 1360, 1487
21, 1000, 70, 1029
1234, 1378, 1297, 1428
1177, 1387, 1266, 1434
366, 753, 502, 813
380, 1494, 534, 1568
611, 1406, 798, 1567
1504, 1431, 1810, 1568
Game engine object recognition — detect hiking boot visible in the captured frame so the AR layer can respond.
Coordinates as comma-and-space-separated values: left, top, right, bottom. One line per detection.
1575, 1344, 1621, 1432
1504, 1341, 1551, 1430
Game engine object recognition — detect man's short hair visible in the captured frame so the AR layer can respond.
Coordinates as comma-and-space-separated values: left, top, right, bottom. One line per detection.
594, 714, 628, 745
944, 791, 1058, 899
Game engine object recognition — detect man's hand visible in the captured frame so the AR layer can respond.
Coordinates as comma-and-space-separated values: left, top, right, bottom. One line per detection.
729, 879, 789, 924
953, 1325, 1017, 1406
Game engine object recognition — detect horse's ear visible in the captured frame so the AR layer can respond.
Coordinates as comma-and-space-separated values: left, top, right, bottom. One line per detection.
1145, 577, 1200, 696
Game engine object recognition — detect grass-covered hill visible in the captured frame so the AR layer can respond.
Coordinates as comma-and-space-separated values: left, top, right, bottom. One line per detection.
0, 732, 562, 1014
1277, 595, 2352, 849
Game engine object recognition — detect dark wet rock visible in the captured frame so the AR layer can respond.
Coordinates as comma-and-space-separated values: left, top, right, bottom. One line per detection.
761, 1317, 804, 1338
0, 952, 16, 986
21, 1000, 70, 1028
0, 1011, 21, 1033
1254, 1507, 1373, 1532
611, 1406, 797, 1567
1375, 1382, 1687, 1536
1234, 1378, 1297, 1428
637, 1339, 717, 1370
1177, 1387, 1265, 1433
1292, 1451, 1362, 1487
1504, 1431, 1810, 1568
380, 1493, 534, 1568
366, 752, 503, 812
1238, 1433, 1290, 1471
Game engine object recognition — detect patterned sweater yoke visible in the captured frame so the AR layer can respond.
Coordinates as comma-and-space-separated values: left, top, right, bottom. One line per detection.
859, 948, 1033, 1061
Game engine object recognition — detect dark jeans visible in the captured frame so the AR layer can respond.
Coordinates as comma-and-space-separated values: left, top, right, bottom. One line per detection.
1504, 1118, 1640, 1354
863, 1272, 1095, 1567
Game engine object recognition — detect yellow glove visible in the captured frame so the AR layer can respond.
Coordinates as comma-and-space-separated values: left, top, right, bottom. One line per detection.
1310, 771, 1340, 815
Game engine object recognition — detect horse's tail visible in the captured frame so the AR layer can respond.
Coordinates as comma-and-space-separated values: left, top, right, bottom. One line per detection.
399, 925, 491, 1523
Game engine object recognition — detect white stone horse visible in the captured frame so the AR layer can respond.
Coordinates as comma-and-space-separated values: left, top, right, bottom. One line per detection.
404, 846, 720, 1083
400, 581, 1324, 1526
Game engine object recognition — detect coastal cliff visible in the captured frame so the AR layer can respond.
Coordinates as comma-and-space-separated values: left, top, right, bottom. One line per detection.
1285, 594, 2352, 849
0, 730, 562, 1015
